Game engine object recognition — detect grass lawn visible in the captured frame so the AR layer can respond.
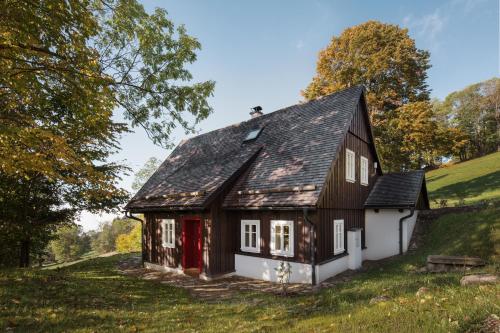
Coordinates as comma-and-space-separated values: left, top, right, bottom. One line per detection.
426, 152, 500, 207
1, 206, 498, 332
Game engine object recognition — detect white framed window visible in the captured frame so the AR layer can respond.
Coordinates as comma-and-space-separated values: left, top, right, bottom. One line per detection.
241, 220, 260, 253
334, 219, 344, 255
360, 156, 369, 186
161, 219, 175, 248
270, 220, 294, 257
346, 149, 355, 182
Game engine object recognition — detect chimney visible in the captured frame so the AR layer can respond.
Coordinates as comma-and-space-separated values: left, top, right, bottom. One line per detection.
250, 106, 263, 118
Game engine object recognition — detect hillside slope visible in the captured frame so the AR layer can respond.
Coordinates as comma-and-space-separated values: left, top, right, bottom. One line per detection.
426, 152, 500, 207
0, 206, 498, 332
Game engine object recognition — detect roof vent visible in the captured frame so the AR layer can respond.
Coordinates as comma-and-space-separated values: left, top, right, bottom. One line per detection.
250, 106, 263, 118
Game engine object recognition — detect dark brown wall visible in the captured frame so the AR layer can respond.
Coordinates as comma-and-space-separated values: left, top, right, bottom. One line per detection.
143, 210, 212, 274
316, 100, 381, 263
142, 207, 312, 275
230, 210, 312, 263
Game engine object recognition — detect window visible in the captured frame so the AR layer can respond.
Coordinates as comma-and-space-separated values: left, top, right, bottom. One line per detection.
241, 220, 260, 253
334, 219, 344, 255
244, 128, 262, 142
161, 219, 175, 248
270, 220, 294, 257
346, 149, 355, 182
360, 156, 369, 186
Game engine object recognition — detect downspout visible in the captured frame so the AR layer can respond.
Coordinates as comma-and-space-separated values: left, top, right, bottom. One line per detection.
303, 208, 316, 286
399, 207, 415, 255
125, 211, 145, 264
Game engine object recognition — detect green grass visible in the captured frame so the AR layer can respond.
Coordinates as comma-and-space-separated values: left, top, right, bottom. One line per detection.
1, 207, 498, 332
426, 152, 500, 207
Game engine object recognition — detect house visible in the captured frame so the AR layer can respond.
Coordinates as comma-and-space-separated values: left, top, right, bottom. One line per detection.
125, 85, 429, 285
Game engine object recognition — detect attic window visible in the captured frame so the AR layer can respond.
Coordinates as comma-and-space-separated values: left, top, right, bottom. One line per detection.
244, 128, 262, 142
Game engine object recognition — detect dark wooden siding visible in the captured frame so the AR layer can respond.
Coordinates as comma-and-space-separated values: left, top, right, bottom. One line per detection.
230, 210, 312, 263
142, 208, 312, 275
316, 100, 382, 263
143, 210, 212, 274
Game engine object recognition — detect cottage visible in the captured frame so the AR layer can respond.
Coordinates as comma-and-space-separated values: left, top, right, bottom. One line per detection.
125, 85, 429, 284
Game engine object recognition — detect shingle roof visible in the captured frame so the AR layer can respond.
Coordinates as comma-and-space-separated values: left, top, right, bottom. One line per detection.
364, 171, 427, 208
126, 85, 365, 210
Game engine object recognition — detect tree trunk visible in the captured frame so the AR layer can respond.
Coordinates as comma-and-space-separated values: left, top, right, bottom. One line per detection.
19, 238, 30, 268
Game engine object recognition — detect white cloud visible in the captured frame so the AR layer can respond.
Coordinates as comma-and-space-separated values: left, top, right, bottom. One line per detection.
405, 9, 446, 39
295, 39, 305, 49
452, 0, 488, 13
402, 9, 447, 50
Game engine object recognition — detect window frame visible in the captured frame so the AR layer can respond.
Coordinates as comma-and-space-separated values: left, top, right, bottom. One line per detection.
161, 219, 175, 248
345, 149, 356, 183
240, 220, 260, 253
333, 219, 345, 255
360, 156, 369, 186
270, 220, 294, 257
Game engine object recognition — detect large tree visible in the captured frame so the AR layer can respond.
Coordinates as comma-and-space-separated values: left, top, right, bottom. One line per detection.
0, 0, 214, 266
302, 21, 431, 171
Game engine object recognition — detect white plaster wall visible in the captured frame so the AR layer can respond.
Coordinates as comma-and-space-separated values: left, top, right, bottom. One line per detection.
364, 209, 419, 261
235, 254, 355, 284
316, 256, 349, 283
403, 213, 418, 251
235, 254, 313, 284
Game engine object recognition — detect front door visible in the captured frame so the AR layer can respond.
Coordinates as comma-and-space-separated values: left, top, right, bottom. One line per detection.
182, 218, 202, 273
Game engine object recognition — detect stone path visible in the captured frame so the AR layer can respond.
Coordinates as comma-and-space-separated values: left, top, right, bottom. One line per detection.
117, 256, 362, 301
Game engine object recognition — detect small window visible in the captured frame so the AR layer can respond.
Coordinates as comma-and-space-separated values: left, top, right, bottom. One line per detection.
360, 156, 368, 186
161, 219, 175, 248
241, 220, 260, 253
244, 128, 262, 142
334, 219, 344, 255
346, 149, 355, 182
270, 220, 294, 257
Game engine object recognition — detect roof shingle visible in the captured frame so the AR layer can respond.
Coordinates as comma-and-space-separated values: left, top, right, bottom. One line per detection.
364, 171, 426, 208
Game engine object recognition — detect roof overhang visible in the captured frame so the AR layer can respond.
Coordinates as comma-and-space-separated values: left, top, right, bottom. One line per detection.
125, 206, 205, 213
223, 205, 317, 211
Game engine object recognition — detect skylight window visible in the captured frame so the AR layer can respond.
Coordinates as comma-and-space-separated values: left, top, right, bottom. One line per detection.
244, 128, 262, 142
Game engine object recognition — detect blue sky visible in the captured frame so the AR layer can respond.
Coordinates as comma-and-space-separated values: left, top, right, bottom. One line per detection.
79, 0, 499, 230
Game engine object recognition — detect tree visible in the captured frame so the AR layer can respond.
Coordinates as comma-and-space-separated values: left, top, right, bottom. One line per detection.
49, 225, 89, 262
392, 101, 459, 169
436, 78, 500, 160
115, 222, 141, 253
302, 21, 431, 171
0, 0, 214, 266
132, 157, 161, 192
92, 217, 135, 253
0, 174, 75, 267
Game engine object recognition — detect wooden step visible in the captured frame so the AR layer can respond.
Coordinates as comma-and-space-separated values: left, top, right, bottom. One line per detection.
427, 255, 485, 266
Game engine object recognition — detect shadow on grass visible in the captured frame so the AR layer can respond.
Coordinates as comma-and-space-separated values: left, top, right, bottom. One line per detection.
426, 173, 448, 183
429, 170, 500, 201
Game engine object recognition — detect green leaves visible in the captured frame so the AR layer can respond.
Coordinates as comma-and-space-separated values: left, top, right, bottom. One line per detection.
96, 0, 215, 148
0, 0, 214, 266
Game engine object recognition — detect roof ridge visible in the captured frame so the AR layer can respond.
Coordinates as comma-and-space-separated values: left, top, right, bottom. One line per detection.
181, 85, 364, 144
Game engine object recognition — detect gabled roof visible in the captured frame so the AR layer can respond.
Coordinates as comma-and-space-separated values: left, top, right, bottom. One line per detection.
126, 85, 365, 210
364, 171, 429, 209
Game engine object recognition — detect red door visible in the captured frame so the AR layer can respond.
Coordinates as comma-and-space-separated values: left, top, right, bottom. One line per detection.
182, 218, 202, 272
